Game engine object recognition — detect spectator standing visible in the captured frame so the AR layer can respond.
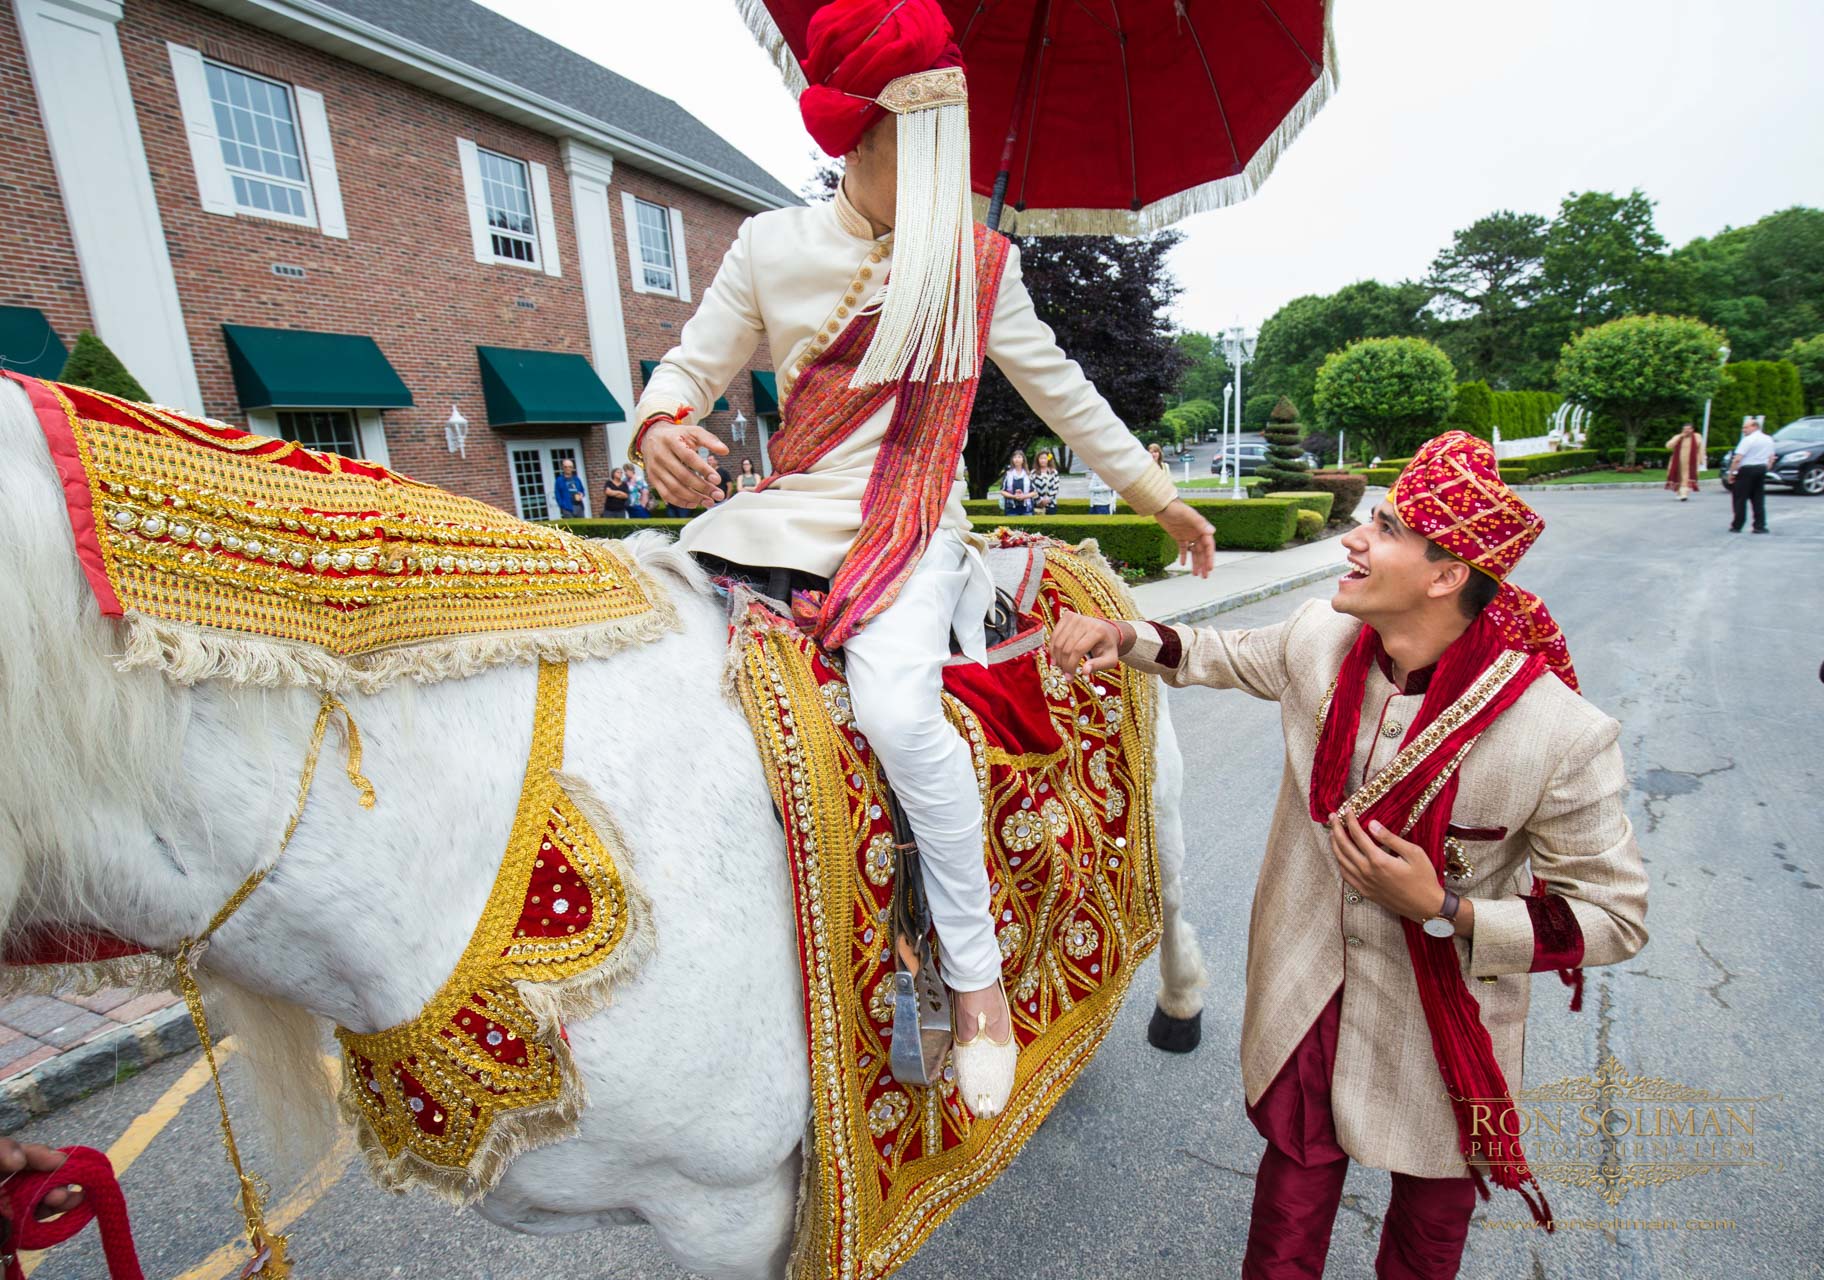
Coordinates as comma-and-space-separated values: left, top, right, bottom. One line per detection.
1728, 416, 1775, 534
1087, 468, 1116, 515
1033, 451, 1060, 515
1000, 449, 1033, 515
735, 457, 763, 493
552, 458, 587, 519
626, 465, 651, 518
1664, 423, 1704, 501
601, 467, 630, 518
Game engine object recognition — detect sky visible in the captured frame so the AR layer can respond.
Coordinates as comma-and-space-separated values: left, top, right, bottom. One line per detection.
476, 0, 1824, 336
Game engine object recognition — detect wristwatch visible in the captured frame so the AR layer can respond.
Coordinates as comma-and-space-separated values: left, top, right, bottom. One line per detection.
1422, 888, 1461, 939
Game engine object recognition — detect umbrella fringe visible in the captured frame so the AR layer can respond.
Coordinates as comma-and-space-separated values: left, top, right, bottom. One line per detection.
736, 0, 808, 96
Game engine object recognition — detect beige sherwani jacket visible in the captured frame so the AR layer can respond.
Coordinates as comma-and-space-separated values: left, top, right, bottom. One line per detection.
1124, 600, 1650, 1177
632, 185, 1177, 580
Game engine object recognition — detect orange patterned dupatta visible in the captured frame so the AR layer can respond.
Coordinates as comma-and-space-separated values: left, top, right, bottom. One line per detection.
760, 223, 1010, 650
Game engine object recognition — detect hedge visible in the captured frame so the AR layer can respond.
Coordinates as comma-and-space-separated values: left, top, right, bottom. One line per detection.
1303, 471, 1367, 521
1597, 445, 1728, 468
1499, 448, 1602, 480
1294, 509, 1325, 540
1489, 390, 1559, 439
1179, 497, 1300, 550
1710, 360, 1805, 447
1276, 490, 1336, 523
1447, 380, 1495, 438
1360, 467, 1401, 486
1498, 466, 1528, 486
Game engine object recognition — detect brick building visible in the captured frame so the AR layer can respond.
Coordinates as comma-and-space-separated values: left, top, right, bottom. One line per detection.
2, 0, 797, 518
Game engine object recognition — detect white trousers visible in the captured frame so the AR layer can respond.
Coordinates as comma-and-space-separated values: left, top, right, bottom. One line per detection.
842, 530, 1001, 991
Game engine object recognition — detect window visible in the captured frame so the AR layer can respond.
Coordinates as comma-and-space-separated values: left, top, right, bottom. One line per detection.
632, 198, 676, 293
275, 409, 361, 458
507, 441, 586, 521
478, 148, 540, 265
205, 61, 314, 223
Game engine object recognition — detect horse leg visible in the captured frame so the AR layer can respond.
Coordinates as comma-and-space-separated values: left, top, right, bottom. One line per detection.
1146, 689, 1207, 1052
633, 1154, 802, 1280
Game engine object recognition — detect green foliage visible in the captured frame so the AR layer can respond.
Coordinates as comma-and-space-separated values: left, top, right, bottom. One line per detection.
1670, 207, 1824, 361
1161, 397, 1221, 445
1302, 471, 1367, 521
58, 330, 149, 401
1488, 390, 1560, 439
1312, 337, 1457, 459
1250, 280, 1434, 412
1173, 331, 1231, 403
1539, 191, 1672, 333
1258, 395, 1312, 491
1426, 212, 1548, 384
1784, 335, 1824, 413
1359, 468, 1401, 486
1498, 465, 1529, 486
1293, 509, 1325, 539
1277, 490, 1336, 523
1556, 314, 1728, 465
1709, 360, 1807, 446
1500, 448, 1602, 479
959, 496, 1299, 550
965, 231, 1187, 497
1242, 392, 1276, 429
1446, 380, 1495, 438
1026, 435, 1073, 473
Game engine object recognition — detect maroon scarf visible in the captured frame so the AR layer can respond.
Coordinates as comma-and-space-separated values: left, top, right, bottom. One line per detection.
1308, 612, 1558, 1226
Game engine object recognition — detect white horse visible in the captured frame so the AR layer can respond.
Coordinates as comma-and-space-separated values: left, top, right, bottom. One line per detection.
0, 377, 1206, 1280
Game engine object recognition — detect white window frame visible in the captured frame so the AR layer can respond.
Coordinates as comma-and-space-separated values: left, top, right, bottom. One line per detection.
621, 193, 690, 301
458, 139, 562, 277
248, 408, 391, 467
167, 42, 347, 238
505, 438, 589, 521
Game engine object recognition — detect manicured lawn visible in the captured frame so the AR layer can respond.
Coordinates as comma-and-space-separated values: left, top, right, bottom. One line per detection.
1183, 476, 1267, 490
1535, 468, 1721, 486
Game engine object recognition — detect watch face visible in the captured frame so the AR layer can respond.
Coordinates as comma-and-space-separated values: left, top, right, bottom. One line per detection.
1422, 916, 1456, 939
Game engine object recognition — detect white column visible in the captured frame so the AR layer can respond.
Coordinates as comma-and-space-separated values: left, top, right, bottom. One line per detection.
560, 140, 635, 464
13, 0, 202, 410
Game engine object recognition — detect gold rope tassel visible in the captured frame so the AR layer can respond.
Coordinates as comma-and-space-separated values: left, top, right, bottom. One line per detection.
174, 690, 376, 1277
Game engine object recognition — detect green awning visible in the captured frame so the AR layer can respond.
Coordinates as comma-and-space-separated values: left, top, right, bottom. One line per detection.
0, 307, 68, 379
752, 371, 779, 416
223, 324, 412, 409
640, 358, 730, 411
479, 346, 623, 426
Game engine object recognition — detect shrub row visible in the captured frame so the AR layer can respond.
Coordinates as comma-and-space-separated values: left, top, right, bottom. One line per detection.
1490, 390, 1560, 438
1596, 445, 1728, 468
1359, 467, 1402, 486
962, 496, 1302, 550
987, 517, 1177, 575
1302, 471, 1367, 520
1277, 490, 1336, 523
1498, 466, 1528, 486
1499, 448, 1602, 479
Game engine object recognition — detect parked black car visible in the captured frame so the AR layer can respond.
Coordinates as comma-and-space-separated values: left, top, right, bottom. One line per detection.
1211, 442, 1270, 475
1721, 417, 1824, 496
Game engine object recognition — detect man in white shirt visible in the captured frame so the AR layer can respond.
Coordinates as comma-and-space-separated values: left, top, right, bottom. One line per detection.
1728, 415, 1776, 534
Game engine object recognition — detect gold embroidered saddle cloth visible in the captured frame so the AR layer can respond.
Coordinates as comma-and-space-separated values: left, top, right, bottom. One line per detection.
731, 531, 1165, 1280
5, 372, 668, 691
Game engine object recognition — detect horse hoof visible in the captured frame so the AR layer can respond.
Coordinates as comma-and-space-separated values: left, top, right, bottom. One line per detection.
1147, 1005, 1201, 1054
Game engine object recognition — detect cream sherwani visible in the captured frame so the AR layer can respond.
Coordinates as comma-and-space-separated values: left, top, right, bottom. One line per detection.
634, 186, 1176, 991
631, 185, 1177, 591
1123, 600, 1650, 1177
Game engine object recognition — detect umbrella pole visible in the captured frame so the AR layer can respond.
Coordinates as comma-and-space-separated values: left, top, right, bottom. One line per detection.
984, 0, 1051, 231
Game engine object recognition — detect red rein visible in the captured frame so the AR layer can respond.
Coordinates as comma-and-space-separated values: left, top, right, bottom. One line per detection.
2, 1147, 144, 1280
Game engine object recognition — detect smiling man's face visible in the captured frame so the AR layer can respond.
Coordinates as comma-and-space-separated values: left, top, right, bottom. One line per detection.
1334, 501, 1448, 621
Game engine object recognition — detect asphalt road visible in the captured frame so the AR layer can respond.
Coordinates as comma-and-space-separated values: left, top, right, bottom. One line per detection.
13, 487, 1822, 1280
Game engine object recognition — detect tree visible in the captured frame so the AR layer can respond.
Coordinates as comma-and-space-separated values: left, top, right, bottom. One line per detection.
1785, 334, 1824, 414
58, 330, 149, 401
1173, 331, 1231, 405
1257, 396, 1312, 491
1709, 360, 1806, 446
965, 231, 1187, 497
1446, 380, 1495, 439
1539, 190, 1671, 331
1312, 337, 1457, 460
1250, 279, 1433, 413
1672, 208, 1824, 361
801, 153, 842, 201
1425, 211, 1547, 386
1556, 315, 1727, 466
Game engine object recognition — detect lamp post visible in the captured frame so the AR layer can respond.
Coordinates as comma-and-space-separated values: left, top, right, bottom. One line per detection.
444, 404, 468, 458
1219, 381, 1235, 482
1701, 344, 1730, 457
1221, 324, 1257, 500
731, 409, 748, 445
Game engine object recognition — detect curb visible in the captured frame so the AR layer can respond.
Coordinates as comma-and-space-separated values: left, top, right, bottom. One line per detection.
1508, 481, 1691, 492
0, 1005, 196, 1132
1157, 558, 1346, 628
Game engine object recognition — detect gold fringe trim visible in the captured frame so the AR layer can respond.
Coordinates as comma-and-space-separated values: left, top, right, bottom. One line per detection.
112, 541, 680, 693
977, 4, 1340, 237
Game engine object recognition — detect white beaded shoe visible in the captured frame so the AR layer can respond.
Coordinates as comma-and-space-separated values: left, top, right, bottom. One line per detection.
951, 1003, 1016, 1119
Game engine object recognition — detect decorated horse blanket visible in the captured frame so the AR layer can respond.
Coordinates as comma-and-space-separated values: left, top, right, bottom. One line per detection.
730, 532, 1164, 1280
3, 371, 669, 692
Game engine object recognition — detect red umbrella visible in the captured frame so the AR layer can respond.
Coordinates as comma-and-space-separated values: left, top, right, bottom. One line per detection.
740, 0, 1338, 234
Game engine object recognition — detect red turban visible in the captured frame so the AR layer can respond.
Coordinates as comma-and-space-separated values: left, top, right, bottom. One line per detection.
1392, 431, 1578, 691
799, 0, 962, 157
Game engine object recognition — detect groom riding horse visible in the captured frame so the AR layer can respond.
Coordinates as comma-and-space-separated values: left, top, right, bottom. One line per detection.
633, 0, 1216, 1119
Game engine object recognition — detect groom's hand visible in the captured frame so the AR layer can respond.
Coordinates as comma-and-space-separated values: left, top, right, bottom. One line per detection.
1049, 609, 1133, 676
1155, 500, 1215, 577
643, 421, 727, 509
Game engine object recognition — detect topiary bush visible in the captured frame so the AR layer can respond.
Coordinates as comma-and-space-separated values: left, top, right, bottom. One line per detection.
1304, 471, 1367, 521
1498, 465, 1528, 486
1276, 490, 1336, 523
1293, 509, 1325, 540
58, 330, 149, 401
984, 517, 1176, 576
1257, 395, 1313, 491
1360, 467, 1402, 486
1447, 380, 1495, 439
1488, 390, 1559, 440
1709, 360, 1806, 446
